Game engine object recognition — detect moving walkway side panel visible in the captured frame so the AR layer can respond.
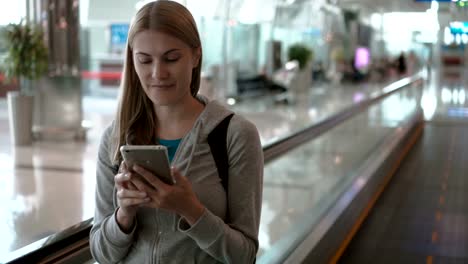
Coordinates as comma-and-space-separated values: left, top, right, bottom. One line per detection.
282, 110, 425, 264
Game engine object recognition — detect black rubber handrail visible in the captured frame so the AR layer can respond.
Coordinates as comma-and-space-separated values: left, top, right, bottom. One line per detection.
4, 219, 93, 264
3, 73, 424, 263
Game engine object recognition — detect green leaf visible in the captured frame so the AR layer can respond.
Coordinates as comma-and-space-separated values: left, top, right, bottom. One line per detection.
3, 21, 49, 89
288, 44, 313, 70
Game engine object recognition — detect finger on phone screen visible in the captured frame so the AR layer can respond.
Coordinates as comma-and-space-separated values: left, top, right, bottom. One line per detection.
119, 161, 128, 173
115, 172, 133, 191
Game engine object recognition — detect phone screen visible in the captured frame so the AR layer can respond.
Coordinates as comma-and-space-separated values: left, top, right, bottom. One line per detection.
120, 145, 174, 185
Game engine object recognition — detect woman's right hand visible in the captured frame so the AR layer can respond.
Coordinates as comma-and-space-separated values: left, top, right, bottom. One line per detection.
114, 161, 150, 233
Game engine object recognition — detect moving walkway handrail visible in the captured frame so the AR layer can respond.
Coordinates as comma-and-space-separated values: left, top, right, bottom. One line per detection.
3, 73, 424, 263
263, 73, 423, 162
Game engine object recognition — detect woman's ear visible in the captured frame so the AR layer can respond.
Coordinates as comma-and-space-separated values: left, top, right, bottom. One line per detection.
192, 47, 201, 68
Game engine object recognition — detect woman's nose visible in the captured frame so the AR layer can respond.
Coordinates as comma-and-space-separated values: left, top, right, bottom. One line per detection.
151, 62, 169, 79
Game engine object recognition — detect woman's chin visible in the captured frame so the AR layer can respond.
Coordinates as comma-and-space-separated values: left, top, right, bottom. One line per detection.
148, 93, 183, 107
147, 90, 191, 107
149, 97, 174, 106
145, 90, 172, 105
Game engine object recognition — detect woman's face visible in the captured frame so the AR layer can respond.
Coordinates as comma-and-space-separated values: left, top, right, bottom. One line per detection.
132, 30, 200, 106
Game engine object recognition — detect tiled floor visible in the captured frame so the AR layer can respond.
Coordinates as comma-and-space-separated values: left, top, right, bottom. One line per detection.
339, 124, 468, 263
0, 78, 425, 259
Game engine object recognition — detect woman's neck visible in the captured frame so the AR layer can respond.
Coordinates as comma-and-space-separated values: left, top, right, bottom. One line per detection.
154, 95, 204, 139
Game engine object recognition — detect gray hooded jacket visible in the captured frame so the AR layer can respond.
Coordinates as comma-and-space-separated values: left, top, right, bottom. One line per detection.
90, 97, 264, 263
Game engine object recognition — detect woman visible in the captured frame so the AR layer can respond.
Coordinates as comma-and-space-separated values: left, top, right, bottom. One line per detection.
89, 1, 263, 263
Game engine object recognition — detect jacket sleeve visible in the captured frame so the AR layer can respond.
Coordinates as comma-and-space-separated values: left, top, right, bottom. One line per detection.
177, 116, 264, 263
89, 124, 137, 263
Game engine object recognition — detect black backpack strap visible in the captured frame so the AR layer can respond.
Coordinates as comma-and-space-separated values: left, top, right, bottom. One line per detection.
208, 114, 234, 219
208, 114, 234, 192
208, 113, 257, 263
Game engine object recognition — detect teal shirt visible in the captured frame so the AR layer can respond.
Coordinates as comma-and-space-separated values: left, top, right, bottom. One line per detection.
158, 138, 182, 163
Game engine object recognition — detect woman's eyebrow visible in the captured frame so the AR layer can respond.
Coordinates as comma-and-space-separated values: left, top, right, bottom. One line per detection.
135, 49, 181, 57
135, 51, 151, 56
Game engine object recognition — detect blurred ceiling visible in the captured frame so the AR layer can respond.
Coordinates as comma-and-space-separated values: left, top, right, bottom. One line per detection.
335, 0, 468, 17
87, 0, 464, 25
335, 0, 432, 13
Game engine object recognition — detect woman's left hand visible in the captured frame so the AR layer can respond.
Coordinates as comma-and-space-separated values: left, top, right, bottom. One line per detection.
131, 165, 205, 225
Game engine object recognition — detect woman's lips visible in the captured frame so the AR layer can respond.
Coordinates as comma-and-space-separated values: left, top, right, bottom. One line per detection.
150, 84, 175, 89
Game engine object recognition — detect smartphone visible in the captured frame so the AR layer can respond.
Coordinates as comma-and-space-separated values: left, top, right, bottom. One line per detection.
120, 145, 174, 185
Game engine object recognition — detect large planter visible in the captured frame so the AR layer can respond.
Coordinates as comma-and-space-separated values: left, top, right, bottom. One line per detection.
32, 76, 86, 141
7, 91, 34, 146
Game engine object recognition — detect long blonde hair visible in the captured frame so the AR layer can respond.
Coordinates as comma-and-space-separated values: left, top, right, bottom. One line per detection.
111, 0, 203, 164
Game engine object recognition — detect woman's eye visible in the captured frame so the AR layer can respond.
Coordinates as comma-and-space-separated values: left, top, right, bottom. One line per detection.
139, 60, 151, 64
166, 57, 179, 62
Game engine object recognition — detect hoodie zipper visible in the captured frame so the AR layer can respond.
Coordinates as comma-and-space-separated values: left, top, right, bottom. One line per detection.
152, 127, 190, 263
151, 211, 159, 264
155, 231, 161, 264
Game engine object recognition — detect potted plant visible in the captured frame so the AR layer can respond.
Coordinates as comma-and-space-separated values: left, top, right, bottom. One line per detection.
287, 43, 313, 70
2, 20, 48, 145
287, 44, 314, 94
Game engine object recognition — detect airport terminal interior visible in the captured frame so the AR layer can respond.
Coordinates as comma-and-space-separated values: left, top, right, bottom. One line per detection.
0, 0, 467, 263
